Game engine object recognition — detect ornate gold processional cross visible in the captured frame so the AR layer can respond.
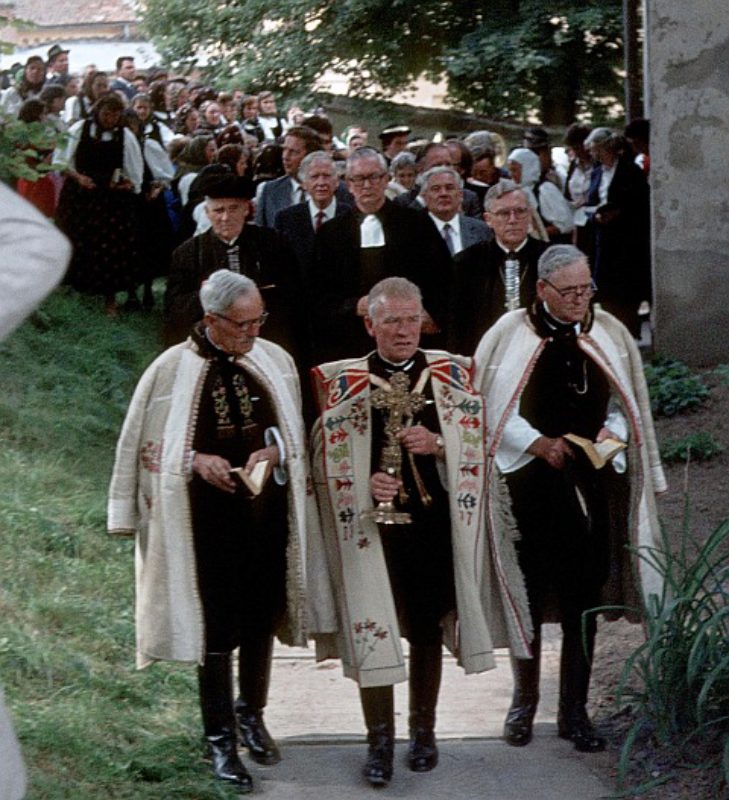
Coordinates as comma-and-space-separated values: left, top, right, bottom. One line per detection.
363, 371, 427, 525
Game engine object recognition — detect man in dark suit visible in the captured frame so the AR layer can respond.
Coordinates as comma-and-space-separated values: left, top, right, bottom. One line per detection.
394, 142, 482, 218
419, 166, 491, 256
274, 151, 351, 423
163, 175, 304, 361
312, 147, 452, 363
449, 179, 547, 355
274, 151, 351, 280
254, 126, 321, 228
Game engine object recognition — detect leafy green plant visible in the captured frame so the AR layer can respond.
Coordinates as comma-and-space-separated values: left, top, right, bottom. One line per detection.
0, 117, 63, 182
711, 364, 729, 387
644, 356, 710, 417
660, 432, 724, 463
610, 519, 729, 795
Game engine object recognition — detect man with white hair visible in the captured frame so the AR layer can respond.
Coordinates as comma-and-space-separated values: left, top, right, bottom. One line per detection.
109, 270, 335, 793
449, 179, 546, 354
473, 244, 665, 754
419, 165, 491, 256
274, 151, 351, 280
312, 147, 452, 363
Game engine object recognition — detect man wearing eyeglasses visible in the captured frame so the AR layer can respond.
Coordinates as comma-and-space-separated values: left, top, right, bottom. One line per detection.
473, 244, 665, 755
312, 147, 452, 363
163, 174, 304, 360
311, 276, 531, 788
449, 178, 547, 355
110, 269, 336, 793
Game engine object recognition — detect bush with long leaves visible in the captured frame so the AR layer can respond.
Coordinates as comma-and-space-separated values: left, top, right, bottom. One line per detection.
606, 518, 729, 795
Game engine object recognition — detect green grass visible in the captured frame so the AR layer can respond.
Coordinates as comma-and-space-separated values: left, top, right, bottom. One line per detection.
0, 287, 244, 799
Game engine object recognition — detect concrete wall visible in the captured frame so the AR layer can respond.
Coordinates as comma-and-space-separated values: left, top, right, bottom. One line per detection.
649, 2, 729, 365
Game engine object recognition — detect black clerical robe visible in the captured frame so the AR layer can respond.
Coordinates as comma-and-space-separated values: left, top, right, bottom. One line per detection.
449, 237, 546, 355
189, 326, 288, 652
163, 226, 305, 362
311, 200, 452, 363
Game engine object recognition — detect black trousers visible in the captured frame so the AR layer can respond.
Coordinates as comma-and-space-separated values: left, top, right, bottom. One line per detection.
191, 478, 288, 652
379, 506, 455, 646
506, 457, 611, 705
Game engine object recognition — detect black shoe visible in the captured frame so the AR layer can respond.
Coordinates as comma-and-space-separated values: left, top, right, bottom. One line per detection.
557, 709, 606, 753
408, 726, 438, 772
207, 733, 253, 792
363, 724, 394, 787
503, 703, 537, 747
237, 709, 281, 765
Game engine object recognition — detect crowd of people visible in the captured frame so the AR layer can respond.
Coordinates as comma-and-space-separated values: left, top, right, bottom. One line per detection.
2, 43, 664, 797
1, 44, 652, 332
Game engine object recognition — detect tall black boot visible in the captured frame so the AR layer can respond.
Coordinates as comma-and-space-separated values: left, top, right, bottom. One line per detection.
198, 652, 253, 793
557, 616, 605, 752
503, 629, 541, 746
235, 634, 281, 765
408, 643, 442, 772
360, 685, 395, 787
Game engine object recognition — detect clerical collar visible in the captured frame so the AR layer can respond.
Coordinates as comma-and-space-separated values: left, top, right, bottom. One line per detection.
542, 302, 582, 334
373, 351, 416, 374
192, 322, 238, 362
496, 237, 528, 254
216, 233, 240, 247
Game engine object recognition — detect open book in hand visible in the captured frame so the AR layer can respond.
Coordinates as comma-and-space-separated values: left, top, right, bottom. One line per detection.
229, 460, 270, 496
564, 433, 626, 470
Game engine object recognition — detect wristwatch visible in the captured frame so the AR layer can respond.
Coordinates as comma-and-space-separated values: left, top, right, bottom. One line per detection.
434, 434, 445, 454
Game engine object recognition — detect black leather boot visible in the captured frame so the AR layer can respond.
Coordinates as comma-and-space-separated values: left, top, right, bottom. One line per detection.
503, 631, 541, 747
360, 686, 395, 787
408, 643, 442, 772
235, 635, 281, 765
557, 618, 605, 752
198, 653, 253, 792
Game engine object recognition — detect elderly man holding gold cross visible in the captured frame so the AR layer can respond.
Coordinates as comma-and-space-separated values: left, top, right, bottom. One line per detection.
311, 276, 532, 788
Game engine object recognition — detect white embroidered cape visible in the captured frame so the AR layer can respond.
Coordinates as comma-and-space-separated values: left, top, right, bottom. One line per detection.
311, 350, 532, 688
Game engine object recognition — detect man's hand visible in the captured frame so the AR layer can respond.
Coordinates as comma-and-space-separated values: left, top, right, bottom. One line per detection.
397, 425, 442, 457
193, 453, 236, 493
243, 445, 280, 484
370, 471, 402, 503
596, 427, 619, 443
527, 435, 574, 470
75, 173, 95, 190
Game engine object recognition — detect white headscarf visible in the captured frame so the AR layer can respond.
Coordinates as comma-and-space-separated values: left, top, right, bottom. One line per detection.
508, 147, 541, 187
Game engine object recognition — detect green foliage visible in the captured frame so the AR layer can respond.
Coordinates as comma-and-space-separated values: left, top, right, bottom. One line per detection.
711, 364, 729, 387
139, 0, 625, 124
446, 1, 624, 124
660, 432, 724, 464
0, 117, 62, 182
613, 520, 729, 794
644, 356, 710, 417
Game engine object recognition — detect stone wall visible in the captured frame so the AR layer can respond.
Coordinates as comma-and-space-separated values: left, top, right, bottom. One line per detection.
649, 1, 729, 365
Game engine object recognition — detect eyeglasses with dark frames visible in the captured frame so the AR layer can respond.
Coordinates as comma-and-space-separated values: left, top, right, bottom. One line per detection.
213, 311, 269, 332
542, 278, 597, 300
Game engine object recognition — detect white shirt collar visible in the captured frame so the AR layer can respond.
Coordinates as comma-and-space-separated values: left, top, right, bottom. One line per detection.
429, 212, 460, 236
307, 196, 336, 222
